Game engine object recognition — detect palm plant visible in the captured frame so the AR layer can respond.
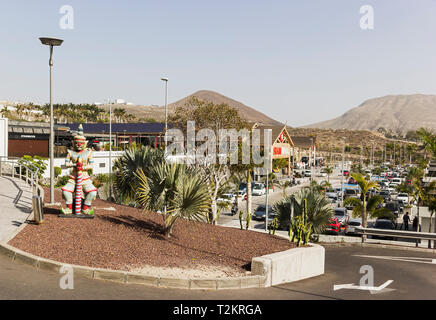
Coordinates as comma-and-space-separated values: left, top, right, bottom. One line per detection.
322, 166, 333, 183
346, 173, 380, 241
135, 162, 210, 237
344, 194, 393, 222
113, 146, 164, 201
273, 186, 333, 234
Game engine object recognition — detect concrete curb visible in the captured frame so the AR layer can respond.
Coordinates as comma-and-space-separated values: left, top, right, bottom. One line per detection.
321, 241, 436, 254
0, 241, 266, 290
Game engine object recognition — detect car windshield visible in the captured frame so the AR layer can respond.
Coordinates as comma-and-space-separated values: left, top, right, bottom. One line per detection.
348, 221, 361, 226
375, 220, 393, 229
398, 193, 408, 197
255, 205, 265, 211
253, 185, 262, 190
334, 210, 345, 216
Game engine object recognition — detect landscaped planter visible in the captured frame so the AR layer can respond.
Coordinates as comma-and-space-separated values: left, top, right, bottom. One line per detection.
251, 244, 325, 287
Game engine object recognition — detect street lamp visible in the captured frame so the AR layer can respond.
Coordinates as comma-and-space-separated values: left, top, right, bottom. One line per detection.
341, 137, 345, 207
106, 99, 113, 201
161, 77, 168, 147
310, 138, 314, 182
39, 37, 63, 204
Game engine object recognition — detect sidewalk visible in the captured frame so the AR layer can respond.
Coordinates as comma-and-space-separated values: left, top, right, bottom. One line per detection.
0, 176, 33, 242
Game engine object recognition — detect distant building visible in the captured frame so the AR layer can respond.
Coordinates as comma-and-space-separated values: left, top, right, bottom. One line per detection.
252, 123, 294, 175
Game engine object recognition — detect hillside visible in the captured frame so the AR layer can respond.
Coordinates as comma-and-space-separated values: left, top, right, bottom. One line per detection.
304, 94, 436, 134
99, 90, 282, 126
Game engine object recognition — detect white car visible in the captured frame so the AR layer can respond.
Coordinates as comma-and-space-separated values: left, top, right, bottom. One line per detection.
396, 193, 409, 204
317, 172, 327, 177
345, 218, 362, 236
252, 183, 266, 196
217, 193, 235, 203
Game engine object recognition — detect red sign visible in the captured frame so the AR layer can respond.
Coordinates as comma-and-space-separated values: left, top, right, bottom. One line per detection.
279, 132, 285, 143
273, 147, 282, 155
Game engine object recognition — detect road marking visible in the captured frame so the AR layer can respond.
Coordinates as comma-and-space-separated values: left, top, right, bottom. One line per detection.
354, 255, 436, 265
334, 280, 394, 294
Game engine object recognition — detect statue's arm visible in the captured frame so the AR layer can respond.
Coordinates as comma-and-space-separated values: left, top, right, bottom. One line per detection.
83, 152, 94, 170
65, 152, 74, 168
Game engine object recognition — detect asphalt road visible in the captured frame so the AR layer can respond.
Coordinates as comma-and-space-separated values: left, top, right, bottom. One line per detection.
0, 246, 434, 300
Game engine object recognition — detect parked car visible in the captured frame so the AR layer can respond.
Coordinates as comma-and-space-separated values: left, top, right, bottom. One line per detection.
237, 190, 246, 198
372, 219, 396, 240
252, 183, 266, 196
347, 177, 357, 185
317, 172, 327, 177
333, 207, 349, 226
252, 204, 273, 221
217, 193, 235, 203
396, 193, 409, 205
304, 170, 312, 177
345, 218, 362, 236
344, 188, 359, 199
379, 190, 391, 202
325, 217, 341, 235
326, 192, 338, 204
385, 201, 401, 218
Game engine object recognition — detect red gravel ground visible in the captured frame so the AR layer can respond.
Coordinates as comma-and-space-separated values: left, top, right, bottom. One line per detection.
9, 188, 297, 274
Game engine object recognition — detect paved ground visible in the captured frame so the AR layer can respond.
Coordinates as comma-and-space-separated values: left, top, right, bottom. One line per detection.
0, 176, 33, 242
0, 245, 434, 300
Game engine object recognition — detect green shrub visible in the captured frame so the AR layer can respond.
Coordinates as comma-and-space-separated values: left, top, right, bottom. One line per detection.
18, 155, 48, 181
54, 166, 62, 178
56, 175, 70, 188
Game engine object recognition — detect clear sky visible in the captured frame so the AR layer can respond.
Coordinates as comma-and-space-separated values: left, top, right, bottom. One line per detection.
1, 0, 436, 126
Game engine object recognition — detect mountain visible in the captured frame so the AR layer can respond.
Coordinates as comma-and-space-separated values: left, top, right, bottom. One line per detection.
99, 90, 282, 126
304, 94, 436, 134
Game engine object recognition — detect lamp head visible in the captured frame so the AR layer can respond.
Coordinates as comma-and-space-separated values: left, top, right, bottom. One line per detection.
161, 77, 168, 82
39, 37, 64, 46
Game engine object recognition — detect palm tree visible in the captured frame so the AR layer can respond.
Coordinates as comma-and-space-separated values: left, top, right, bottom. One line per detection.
135, 162, 210, 237
273, 186, 334, 234
416, 128, 436, 159
344, 194, 393, 221
347, 173, 380, 242
113, 146, 164, 202
322, 166, 333, 183
275, 180, 292, 198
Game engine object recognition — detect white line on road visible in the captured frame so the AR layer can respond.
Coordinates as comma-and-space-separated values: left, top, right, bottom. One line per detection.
354, 255, 436, 265
333, 280, 394, 293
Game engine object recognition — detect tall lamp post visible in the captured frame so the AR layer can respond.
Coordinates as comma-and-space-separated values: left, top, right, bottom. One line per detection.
161, 77, 168, 147
39, 37, 63, 204
341, 137, 345, 207
106, 99, 113, 201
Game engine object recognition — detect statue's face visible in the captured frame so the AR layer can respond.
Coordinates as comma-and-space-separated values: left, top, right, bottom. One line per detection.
74, 140, 87, 151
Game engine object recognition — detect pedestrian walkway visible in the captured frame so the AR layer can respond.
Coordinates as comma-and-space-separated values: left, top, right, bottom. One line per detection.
0, 176, 33, 242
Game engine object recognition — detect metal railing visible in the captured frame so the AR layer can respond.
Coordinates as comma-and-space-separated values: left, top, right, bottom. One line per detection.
0, 156, 44, 223
355, 226, 436, 241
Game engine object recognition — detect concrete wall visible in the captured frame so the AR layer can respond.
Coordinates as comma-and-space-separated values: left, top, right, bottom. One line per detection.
0, 118, 7, 158
251, 244, 325, 287
40, 151, 125, 178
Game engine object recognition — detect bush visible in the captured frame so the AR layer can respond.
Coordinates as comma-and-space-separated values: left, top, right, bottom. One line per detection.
54, 166, 62, 178
18, 155, 48, 181
56, 175, 70, 188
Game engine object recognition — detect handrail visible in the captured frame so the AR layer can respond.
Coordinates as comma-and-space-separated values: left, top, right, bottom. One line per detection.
355, 226, 436, 241
0, 157, 41, 196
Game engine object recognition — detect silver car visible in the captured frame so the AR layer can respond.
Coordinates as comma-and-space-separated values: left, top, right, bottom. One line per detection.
333, 208, 349, 226
345, 218, 362, 236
